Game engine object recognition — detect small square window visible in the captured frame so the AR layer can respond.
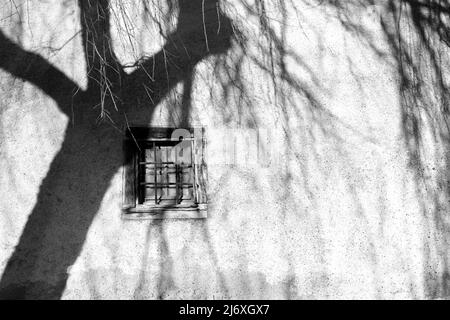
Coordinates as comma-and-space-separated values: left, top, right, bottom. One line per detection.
122, 127, 207, 219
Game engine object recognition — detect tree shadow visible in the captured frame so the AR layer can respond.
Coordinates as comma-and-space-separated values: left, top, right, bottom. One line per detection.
327, 0, 450, 298
381, 0, 450, 298
0, 0, 233, 299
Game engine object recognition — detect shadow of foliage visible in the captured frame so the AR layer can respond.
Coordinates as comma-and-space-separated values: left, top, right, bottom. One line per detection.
0, 0, 234, 299
1, 0, 450, 299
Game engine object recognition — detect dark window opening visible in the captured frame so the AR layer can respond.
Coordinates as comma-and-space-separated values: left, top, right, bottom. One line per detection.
138, 140, 195, 206
123, 127, 207, 219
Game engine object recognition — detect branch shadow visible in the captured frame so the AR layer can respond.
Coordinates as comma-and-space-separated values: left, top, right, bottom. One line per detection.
0, 0, 233, 299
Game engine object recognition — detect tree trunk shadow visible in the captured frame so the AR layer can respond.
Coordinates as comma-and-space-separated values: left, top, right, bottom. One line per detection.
0, 0, 233, 300
0, 124, 123, 299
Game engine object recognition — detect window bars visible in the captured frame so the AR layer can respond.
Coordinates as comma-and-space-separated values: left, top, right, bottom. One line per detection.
122, 127, 207, 218
138, 139, 195, 205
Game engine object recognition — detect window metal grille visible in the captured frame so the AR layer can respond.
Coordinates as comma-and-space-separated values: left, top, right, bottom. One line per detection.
138, 139, 195, 206
122, 127, 207, 219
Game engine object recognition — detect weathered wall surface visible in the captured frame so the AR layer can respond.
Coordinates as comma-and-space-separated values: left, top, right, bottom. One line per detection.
0, 0, 449, 299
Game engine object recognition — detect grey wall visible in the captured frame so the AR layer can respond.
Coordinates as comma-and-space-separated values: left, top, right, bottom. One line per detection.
0, 0, 449, 299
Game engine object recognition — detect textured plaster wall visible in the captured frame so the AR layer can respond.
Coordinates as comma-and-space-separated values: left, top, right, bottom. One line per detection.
0, 0, 449, 299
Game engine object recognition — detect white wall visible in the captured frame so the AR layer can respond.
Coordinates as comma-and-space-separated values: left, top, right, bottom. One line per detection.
0, 0, 449, 299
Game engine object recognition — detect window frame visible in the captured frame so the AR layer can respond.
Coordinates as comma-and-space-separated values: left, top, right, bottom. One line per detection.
122, 126, 207, 220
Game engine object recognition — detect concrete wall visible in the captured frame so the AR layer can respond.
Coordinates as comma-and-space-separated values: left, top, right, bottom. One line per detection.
0, 0, 449, 299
